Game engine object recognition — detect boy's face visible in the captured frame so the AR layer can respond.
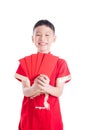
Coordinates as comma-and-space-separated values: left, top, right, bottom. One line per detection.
32, 25, 56, 53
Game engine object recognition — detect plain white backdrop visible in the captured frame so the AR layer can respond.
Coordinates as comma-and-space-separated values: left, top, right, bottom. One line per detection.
0, 0, 87, 129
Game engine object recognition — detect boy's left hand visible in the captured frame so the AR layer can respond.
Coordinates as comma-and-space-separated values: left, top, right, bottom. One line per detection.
36, 74, 50, 89
30, 74, 50, 99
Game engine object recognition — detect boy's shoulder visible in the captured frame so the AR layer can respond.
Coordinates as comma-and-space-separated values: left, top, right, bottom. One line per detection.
19, 53, 36, 60
51, 53, 66, 62
57, 57, 68, 67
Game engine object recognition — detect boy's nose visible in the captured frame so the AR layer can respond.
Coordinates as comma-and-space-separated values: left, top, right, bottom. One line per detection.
40, 35, 45, 40
41, 35, 45, 39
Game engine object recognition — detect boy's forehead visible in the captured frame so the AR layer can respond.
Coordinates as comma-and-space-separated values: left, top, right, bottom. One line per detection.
34, 25, 53, 33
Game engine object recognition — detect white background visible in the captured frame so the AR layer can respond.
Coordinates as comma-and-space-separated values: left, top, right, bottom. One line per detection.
0, 0, 87, 130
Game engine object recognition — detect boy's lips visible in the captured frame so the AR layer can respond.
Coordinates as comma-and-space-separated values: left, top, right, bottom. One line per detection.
39, 42, 47, 46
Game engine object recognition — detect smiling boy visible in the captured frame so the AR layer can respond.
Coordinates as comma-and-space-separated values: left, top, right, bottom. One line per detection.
15, 19, 71, 130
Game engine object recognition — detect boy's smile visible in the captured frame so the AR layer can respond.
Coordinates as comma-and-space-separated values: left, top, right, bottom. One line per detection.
38, 42, 47, 46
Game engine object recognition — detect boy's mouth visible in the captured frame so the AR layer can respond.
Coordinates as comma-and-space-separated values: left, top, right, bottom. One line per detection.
39, 42, 47, 46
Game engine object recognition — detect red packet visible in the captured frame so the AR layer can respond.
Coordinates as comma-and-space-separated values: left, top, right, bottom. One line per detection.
31, 54, 37, 78
16, 53, 58, 82
19, 56, 32, 79
38, 53, 58, 78
34, 53, 45, 76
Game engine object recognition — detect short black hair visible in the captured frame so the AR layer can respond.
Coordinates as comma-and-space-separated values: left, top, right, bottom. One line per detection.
33, 19, 55, 33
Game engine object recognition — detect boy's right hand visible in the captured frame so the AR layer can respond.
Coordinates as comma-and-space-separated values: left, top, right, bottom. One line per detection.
22, 75, 49, 99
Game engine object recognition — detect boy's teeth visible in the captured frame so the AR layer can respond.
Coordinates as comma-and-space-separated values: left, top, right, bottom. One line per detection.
39, 42, 46, 45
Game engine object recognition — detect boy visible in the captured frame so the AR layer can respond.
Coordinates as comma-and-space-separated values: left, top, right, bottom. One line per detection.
15, 19, 71, 130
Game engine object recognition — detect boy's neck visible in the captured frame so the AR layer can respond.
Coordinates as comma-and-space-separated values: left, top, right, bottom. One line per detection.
37, 51, 50, 54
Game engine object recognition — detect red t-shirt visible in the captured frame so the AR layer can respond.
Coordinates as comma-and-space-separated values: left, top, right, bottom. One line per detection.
15, 53, 71, 130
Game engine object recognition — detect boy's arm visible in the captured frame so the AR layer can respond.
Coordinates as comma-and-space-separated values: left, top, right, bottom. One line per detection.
14, 73, 41, 97
31, 74, 65, 98
22, 85, 42, 98
22, 75, 65, 98
22, 78, 43, 98
39, 76, 65, 97
41, 79, 64, 97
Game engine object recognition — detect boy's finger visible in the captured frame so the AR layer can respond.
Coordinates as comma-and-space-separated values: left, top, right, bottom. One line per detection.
40, 74, 50, 82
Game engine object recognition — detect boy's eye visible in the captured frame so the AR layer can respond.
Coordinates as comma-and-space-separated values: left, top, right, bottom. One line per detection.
35, 34, 50, 36
46, 34, 50, 36
36, 34, 41, 36
36, 33, 42, 36
45, 34, 50, 37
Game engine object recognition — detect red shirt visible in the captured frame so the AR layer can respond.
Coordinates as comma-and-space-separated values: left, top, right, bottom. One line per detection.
15, 53, 71, 130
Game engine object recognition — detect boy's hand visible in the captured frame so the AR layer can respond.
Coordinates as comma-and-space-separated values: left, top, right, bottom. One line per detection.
30, 74, 50, 99
36, 74, 50, 87
33, 74, 50, 93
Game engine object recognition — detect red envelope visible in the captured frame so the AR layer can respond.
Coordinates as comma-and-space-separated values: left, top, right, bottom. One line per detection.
38, 53, 58, 78
18, 53, 58, 81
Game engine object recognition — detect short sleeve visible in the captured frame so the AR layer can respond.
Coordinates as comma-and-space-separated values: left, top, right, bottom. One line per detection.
15, 64, 27, 82
56, 59, 71, 83
16, 64, 26, 76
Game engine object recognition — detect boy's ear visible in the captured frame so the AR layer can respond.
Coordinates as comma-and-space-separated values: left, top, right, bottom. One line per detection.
53, 35, 56, 42
32, 36, 34, 43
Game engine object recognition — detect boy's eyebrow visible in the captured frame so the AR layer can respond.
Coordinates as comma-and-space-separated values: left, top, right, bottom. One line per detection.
36, 31, 41, 33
